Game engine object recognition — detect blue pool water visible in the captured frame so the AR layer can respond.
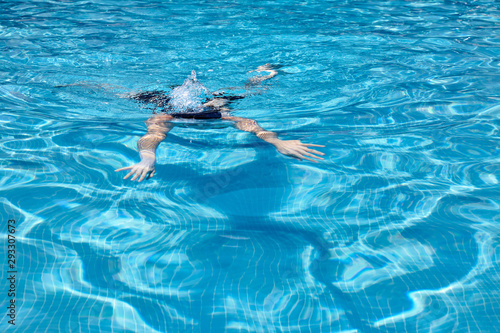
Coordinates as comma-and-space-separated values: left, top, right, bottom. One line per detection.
1, 0, 500, 332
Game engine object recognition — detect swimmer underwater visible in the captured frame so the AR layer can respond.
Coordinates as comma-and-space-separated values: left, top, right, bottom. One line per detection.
115, 64, 325, 182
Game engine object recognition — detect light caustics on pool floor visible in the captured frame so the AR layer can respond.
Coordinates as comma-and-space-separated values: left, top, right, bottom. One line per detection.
1, 0, 500, 332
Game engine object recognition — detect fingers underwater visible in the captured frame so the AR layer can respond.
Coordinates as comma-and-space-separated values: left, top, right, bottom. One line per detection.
301, 155, 319, 163
124, 168, 137, 179
131, 170, 143, 181
115, 166, 133, 172
304, 144, 325, 147
138, 172, 148, 182
302, 151, 324, 160
306, 148, 325, 156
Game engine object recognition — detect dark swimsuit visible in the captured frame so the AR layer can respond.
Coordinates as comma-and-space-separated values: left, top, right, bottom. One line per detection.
130, 90, 243, 119
170, 110, 223, 119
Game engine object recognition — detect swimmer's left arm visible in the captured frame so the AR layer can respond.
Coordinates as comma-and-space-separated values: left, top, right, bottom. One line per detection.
245, 64, 278, 87
212, 63, 279, 97
223, 116, 325, 162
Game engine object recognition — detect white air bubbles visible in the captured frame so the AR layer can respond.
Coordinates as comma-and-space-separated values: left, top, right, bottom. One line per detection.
168, 71, 213, 113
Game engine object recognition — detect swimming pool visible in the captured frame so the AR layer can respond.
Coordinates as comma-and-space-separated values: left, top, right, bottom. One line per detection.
1, 0, 499, 332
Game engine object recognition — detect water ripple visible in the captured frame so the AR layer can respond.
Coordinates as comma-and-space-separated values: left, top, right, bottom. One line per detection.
1, 0, 500, 332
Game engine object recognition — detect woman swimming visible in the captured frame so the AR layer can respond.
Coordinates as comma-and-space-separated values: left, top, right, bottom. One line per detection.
116, 64, 325, 182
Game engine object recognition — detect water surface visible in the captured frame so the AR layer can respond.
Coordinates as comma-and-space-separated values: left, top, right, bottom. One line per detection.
1, 1, 499, 332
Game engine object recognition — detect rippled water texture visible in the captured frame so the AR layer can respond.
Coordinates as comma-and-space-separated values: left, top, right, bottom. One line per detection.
1, 1, 500, 332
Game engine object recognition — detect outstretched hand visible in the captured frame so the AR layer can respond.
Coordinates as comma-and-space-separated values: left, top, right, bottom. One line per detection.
272, 140, 325, 162
115, 158, 155, 182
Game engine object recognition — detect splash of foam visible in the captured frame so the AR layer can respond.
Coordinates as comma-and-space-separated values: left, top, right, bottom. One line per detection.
168, 70, 213, 113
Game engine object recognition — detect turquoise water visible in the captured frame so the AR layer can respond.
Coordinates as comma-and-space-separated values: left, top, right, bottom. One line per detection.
1, 0, 500, 332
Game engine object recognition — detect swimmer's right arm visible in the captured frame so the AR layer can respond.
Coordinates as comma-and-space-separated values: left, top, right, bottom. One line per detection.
115, 114, 174, 182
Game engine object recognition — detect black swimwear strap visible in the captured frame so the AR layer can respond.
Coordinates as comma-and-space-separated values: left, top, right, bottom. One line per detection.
170, 111, 222, 119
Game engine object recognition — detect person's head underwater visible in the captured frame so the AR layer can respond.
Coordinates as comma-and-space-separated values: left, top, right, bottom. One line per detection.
167, 70, 214, 113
